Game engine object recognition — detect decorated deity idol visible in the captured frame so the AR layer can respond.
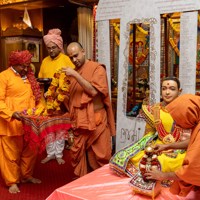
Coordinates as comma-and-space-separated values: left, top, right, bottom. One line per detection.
110, 77, 190, 180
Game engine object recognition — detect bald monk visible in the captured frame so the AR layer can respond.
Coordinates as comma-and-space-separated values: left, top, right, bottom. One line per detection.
0, 50, 42, 194
62, 42, 116, 177
38, 28, 74, 165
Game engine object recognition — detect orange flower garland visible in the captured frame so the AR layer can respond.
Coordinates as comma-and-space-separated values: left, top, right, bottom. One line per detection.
23, 69, 70, 116
45, 69, 70, 115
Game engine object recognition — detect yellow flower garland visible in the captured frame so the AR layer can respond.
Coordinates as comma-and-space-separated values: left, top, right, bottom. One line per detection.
45, 69, 70, 115
24, 69, 70, 116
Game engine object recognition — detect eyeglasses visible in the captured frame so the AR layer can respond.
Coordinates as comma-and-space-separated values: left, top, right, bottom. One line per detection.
47, 45, 58, 51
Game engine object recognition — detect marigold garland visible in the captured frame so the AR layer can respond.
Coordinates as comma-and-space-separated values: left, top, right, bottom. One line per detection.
23, 68, 70, 116
27, 67, 41, 104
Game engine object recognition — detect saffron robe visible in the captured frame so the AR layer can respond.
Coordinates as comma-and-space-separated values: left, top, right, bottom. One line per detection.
64, 60, 116, 177
0, 68, 37, 186
166, 94, 200, 197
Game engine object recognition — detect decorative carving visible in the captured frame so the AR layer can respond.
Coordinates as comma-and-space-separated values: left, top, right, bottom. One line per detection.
1, 27, 42, 37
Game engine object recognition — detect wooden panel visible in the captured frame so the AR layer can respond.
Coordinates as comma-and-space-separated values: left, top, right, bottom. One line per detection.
0, 0, 99, 10
2, 27, 42, 37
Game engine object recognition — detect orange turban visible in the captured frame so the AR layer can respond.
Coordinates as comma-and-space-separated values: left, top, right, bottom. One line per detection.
9, 50, 32, 67
43, 28, 64, 52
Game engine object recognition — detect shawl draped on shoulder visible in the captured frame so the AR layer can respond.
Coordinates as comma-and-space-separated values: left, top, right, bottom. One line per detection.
67, 61, 115, 136
166, 94, 200, 196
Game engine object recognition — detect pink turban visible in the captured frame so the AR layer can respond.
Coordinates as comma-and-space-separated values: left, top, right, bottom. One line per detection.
9, 50, 32, 67
43, 28, 64, 52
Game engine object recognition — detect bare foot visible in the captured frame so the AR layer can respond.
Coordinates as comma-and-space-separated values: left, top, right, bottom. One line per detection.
22, 177, 41, 184
56, 158, 65, 165
9, 184, 20, 194
41, 155, 55, 164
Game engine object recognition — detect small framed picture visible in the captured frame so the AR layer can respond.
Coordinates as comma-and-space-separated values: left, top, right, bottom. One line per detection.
25, 42, 39, 62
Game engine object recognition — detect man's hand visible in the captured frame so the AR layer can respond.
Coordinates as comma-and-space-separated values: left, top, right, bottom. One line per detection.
62, 67, 98, 97
12, 112, 22, 121
62, 67, 77, 77
145, 168, 166, 181
145, 168, 179, 181
153, 144, 170, 154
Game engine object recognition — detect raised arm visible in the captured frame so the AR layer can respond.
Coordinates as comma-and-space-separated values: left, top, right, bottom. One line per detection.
62, 67, 98, 97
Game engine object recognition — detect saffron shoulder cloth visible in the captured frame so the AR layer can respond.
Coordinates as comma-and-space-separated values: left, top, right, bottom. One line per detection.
21, 113, 72, 152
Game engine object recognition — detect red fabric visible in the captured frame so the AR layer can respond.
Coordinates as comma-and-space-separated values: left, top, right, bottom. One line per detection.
9, 50, 32, 66
21, 114, 71, 152
27, 68, 41, 104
